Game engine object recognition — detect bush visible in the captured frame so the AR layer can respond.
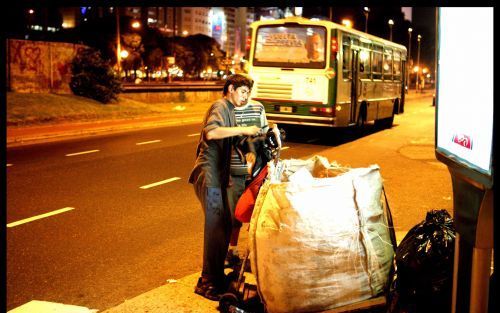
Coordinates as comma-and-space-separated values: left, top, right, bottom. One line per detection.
70, 47, 122, 103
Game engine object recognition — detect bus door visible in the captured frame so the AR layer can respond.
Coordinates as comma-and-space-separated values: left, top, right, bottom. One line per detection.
400, 59, 406, 112
349, 49, 360, 124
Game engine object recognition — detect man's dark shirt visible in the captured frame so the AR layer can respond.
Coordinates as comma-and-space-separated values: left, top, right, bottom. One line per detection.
189, 98, 236, 188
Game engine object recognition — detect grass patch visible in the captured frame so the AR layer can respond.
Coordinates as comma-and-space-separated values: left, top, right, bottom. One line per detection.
7, 92, 210, 126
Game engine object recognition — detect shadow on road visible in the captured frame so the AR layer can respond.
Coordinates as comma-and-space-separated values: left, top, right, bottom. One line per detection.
281, 123, 399, 147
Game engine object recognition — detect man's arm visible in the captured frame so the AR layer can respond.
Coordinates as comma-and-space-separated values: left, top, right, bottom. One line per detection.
206, 125, 260, 140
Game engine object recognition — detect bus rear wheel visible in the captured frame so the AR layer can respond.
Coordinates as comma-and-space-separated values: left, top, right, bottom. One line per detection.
375, 99, 398, 129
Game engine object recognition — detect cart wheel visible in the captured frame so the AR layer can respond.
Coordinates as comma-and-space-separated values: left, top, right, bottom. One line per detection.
219, 292, 239, 313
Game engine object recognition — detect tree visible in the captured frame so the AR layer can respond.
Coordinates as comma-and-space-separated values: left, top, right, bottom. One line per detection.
70, 47, 123, 103
121, 33, 145, 80
174, 34, 224, 79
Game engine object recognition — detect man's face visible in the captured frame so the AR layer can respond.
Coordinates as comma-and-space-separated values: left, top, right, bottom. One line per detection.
228, 85, 251, 107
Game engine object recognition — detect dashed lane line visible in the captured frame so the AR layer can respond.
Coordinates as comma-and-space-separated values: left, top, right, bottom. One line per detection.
140, 177, 181, 189
136, 139, 162, 145
187, 133, 199, 137
65, 150, 99, 157
7, 163, 13, 167
7, 207, 75, 228
280, 146, 290, 151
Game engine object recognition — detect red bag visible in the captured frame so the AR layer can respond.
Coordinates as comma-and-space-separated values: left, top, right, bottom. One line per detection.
235, 165, 268, 223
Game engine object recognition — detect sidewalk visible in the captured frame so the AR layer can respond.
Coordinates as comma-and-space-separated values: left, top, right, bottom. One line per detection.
99, 231, 408, 313
6, 91, 432, 148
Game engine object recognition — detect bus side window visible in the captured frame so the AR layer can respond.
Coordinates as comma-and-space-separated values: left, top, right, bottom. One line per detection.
383, 48, 393, 81
393, 51, 401, 81
359, 48, 371, 79
342, 37, 352, 80
372, 45, 383, 79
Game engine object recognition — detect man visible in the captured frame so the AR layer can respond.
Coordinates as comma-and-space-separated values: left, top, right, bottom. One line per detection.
189, 74, 260, 301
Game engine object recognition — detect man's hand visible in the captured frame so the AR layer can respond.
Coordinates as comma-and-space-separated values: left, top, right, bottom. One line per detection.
240, 125, 261, 136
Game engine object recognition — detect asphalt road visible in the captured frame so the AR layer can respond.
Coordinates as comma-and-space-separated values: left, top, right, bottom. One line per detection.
6, 94, 451, 311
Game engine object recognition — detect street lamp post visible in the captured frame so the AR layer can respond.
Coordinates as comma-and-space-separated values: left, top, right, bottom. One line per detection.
388, 19, 394, 41
363, 7, 370, 33
407, 27, 412, 93
416, 34, 422, 92
115, 8, 121, 76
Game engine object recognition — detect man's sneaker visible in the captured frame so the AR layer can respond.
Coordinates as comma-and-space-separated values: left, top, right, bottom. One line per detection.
194, 277, 223, 301
224, 249, 241, 268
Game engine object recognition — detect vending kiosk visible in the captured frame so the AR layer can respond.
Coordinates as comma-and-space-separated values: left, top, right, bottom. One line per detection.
435, 7, 494, 313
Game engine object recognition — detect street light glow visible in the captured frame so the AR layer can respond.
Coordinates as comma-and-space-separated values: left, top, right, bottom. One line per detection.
388, 19, 394, 25
341, 19, 352, 28
120, 50, 129, 59
132, 21, 141, 29
408, 27, 413, 33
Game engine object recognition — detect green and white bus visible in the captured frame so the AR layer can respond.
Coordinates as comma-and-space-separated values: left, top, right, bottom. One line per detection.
248, 16, 407, 128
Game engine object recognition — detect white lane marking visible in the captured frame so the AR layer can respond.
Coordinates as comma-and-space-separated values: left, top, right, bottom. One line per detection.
140, 177, 181, 189
7, 163, 13, 167
8, 300, 98, 313
136, 139, 162, 145
280, 146, 290, 151
65, 150, 99, 157
7, 207, 75, 228
187, 133, 199, 137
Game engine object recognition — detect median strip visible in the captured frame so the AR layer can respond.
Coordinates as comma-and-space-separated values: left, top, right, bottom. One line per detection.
65, 150, 99, 157
7, 207, 75, 228
140, 177, 181, 189
136, 140, 162, 145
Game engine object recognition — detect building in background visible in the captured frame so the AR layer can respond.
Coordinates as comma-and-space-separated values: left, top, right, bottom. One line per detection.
17, 6, 263, 59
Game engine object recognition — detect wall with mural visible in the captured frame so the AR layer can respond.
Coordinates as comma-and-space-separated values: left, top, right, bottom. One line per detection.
8, 39, 88, 94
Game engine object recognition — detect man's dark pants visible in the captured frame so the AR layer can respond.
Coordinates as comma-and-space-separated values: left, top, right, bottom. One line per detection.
194, 173, 232, 286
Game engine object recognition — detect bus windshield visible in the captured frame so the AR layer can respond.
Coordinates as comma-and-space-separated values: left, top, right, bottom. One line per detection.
253, 25, 327, 69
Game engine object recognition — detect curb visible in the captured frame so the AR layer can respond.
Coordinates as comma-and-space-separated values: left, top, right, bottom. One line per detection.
7, 115, 203, 148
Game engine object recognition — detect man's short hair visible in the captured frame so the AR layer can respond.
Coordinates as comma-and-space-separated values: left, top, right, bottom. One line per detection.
223, 74, 254, 96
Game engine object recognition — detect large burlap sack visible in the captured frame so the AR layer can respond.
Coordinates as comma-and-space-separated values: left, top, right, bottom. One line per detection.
249, 156, 394, 313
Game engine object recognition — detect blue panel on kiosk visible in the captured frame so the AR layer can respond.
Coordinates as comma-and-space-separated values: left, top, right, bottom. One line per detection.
435, 7, 494, 189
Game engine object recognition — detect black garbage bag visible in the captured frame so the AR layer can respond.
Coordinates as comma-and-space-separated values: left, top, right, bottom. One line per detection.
388, 209, 456, 313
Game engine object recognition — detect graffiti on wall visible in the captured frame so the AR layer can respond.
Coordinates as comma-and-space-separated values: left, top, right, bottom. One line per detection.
8, 39, 87, 94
